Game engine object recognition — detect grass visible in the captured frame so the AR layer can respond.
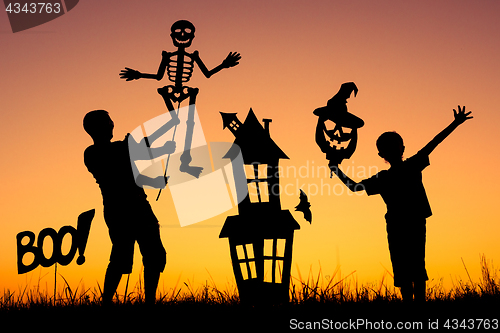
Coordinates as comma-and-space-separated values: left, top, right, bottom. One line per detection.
1, 255, 498, 330
290, 255, 500, 305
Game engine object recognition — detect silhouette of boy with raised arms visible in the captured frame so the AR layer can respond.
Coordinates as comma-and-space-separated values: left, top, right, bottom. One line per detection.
83, 110, 176, 305
331, 105, 473, 302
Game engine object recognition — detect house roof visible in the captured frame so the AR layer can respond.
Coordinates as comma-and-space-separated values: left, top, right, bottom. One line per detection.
222, 108, 289, 163
220, 112, 239, 130
219, 209, 300, 239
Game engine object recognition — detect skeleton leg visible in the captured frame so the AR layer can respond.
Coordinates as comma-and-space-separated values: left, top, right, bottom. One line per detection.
158, 85, 202, 178
152, 86, 182, 146
145, 116, 180, 152
179, 87, 203, 178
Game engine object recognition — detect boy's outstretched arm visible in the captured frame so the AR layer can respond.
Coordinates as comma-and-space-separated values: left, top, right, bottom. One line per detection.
330, 164, 366, 192
420, 105, 473, 156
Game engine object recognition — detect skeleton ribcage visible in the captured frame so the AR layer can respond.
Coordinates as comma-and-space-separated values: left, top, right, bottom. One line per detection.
167, 53, 194, 84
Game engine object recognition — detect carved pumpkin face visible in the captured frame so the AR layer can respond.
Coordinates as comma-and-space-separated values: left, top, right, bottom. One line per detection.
314, 82, 364, 165
170, 20, 195, 48
323, 119, 355, 150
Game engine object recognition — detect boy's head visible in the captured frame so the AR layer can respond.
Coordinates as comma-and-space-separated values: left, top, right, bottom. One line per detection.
83, 110, 114, 143
376, 131, 405, 163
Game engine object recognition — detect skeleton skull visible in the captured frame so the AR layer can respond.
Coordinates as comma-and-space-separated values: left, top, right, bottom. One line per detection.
170, 20, 195, 48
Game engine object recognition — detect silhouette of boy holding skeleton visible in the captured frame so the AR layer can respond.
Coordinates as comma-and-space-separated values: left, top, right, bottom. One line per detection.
83, 110, 176, 305
331, 105, 473, 302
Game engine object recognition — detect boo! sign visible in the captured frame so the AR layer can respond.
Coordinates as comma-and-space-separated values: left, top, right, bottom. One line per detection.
16, 209, 94, 274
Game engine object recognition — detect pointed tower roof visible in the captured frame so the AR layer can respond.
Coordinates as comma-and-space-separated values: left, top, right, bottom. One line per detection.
220, 112, 240, 130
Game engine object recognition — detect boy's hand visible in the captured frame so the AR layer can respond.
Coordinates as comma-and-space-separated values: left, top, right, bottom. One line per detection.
164, 140, 176, 154
152, 175, 170, 189
328, 163, 339, 178
421, 105, 472, 156
453, 105, 473, 125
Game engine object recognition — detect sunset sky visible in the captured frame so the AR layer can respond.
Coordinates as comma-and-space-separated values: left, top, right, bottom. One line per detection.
1, 0, 499, 297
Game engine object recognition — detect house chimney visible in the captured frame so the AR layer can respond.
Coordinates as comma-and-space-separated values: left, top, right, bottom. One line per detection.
263, 119, 272, 135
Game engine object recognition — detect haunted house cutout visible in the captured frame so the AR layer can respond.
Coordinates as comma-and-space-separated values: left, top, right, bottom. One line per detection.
219, 109, 300, 305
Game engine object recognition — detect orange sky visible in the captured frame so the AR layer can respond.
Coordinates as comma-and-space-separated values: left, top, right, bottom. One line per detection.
1, 0, 499, 297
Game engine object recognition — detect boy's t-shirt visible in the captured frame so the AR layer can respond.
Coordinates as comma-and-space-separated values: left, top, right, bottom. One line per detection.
84, 140, 148, 208
360, 151, 432, 221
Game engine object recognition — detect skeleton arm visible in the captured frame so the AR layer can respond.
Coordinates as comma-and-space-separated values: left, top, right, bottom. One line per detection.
193, 51, 241, 78
119, 51, 170, 81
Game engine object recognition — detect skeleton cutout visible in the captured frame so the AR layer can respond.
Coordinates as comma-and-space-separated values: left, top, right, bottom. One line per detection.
314, 82, 364, 167
120, 20, 241, 181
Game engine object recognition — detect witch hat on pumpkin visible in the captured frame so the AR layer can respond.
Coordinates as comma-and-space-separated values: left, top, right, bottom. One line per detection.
313, 82, 364, 129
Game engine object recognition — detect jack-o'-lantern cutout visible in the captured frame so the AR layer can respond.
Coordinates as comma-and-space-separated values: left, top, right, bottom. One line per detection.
314, 82, 364, 167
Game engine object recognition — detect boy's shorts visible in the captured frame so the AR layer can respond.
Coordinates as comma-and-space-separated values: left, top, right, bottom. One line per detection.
104, 202, 166, 274
386, 218, 428, 287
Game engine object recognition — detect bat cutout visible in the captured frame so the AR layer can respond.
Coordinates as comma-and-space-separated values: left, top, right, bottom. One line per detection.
295, 189, 312, 223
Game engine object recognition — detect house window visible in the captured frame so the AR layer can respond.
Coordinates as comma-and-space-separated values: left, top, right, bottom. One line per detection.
236, 243, 256, 280
229, 120, 240, 131
244, 163, 269, 203
263, 238, 286, 283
